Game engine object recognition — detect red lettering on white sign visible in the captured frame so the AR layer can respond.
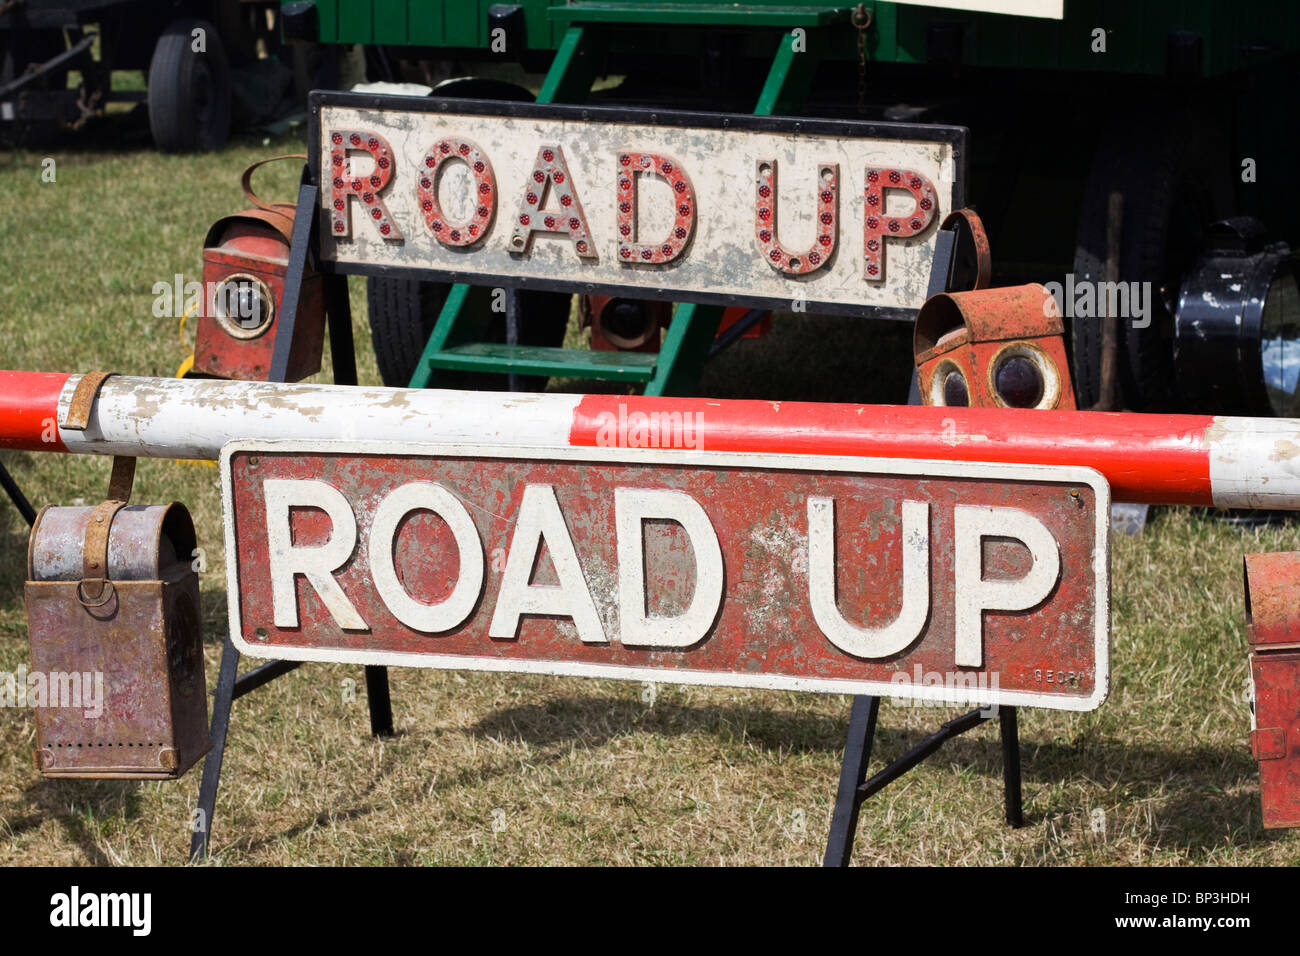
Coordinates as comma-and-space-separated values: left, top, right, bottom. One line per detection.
417, 137, 497, 247
862, 167, 937, 282
328, 129, 402, 241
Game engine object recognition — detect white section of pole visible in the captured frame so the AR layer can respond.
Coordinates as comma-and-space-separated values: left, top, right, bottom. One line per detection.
55, 376, 580, 460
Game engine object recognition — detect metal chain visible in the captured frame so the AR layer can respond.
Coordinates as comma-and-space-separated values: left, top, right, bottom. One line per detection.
852, 3, 873, 115
70, 87, 102, 131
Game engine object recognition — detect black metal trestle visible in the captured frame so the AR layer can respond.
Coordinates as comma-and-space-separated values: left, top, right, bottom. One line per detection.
188, 174, 1020, 863
822, 697, 1024, 866
823, 216, 1023, 866
190, 179, 393, 862
0, 460, 36, 526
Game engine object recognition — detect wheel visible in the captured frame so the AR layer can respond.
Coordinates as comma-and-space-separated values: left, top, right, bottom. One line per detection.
365, 77, 572, 391
1071, 105, 1233, 410
147, 18, 232, 152
366, 276, 451, 388
365, 278, 571, 390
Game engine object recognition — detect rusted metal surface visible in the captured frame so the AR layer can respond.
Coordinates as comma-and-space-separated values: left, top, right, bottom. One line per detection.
105, 454, 135, 503
940, 209, 992, 291
222, 441, 1110, 711
1243, 551, 1300, 827
25, 502, 210, 779
195, 159, 325, 382
914, 284, 1077, 411
79, 499, 128, 606
63, 371, 116, 430
585, 294, 668, 352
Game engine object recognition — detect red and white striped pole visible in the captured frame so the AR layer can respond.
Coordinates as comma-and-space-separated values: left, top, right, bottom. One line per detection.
4, 369, 1299, 509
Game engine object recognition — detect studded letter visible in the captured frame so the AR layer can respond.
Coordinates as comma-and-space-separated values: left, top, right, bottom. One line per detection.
510, 144, 596, 260
862, 167, 937, 282
327, 129, 402, 240
615, 152, 696, 265
755, 160, 837, 275
417, 137, 496, 247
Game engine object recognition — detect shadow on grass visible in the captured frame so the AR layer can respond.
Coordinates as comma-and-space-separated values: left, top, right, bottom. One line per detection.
6, 778, 145, 865
0, 529, 29, 598
468, 695, 1277, 857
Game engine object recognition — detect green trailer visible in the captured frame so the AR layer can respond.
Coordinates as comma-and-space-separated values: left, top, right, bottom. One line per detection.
280, 0, 1300, 417
295, 0, 1296, 78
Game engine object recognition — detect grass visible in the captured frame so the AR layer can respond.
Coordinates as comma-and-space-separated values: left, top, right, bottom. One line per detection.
1, 122, 1298, 866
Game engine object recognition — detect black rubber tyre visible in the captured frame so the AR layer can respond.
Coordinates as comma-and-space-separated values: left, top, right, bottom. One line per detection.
365, 278, 572, 390
1071, 105, 1233, 411
365, 276, 452, 388
147, 18, 232, 152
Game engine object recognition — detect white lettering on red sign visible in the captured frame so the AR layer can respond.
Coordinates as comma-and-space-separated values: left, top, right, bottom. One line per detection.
488, 483, 606, 643
952, 506, 1061, 667
808, 497, 929, 658
264, 479, 368, 631
614, 487, 722, 647
262, 480, 1061, 659
368, 482, 483, 632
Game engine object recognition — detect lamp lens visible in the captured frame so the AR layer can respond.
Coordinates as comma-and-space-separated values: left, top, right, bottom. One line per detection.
942, 369, 969, 407
994, 354, 1044, 408
217, 278, 270, 333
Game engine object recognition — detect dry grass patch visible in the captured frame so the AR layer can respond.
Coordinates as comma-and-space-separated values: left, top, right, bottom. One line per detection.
1, 132, 1297, 866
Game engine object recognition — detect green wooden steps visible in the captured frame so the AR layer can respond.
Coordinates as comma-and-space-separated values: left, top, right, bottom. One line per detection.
409, 23, 817, 396
425, 343, 658, 382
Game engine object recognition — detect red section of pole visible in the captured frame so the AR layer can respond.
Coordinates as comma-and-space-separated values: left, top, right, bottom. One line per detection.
0, 371, 68, 452
569, 394, 1218, 506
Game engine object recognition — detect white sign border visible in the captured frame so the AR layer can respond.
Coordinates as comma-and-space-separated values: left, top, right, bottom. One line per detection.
221, 439, 1111, 712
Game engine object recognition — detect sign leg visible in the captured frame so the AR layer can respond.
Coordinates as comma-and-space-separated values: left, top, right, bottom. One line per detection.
1000, 705, 1025, 828
364, 666, 394, 737
190, 631, 240, 862
0, 460, 36, 525
268, 182, 319, 384
822, 695, 880, 867
324, 271, 358, 387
